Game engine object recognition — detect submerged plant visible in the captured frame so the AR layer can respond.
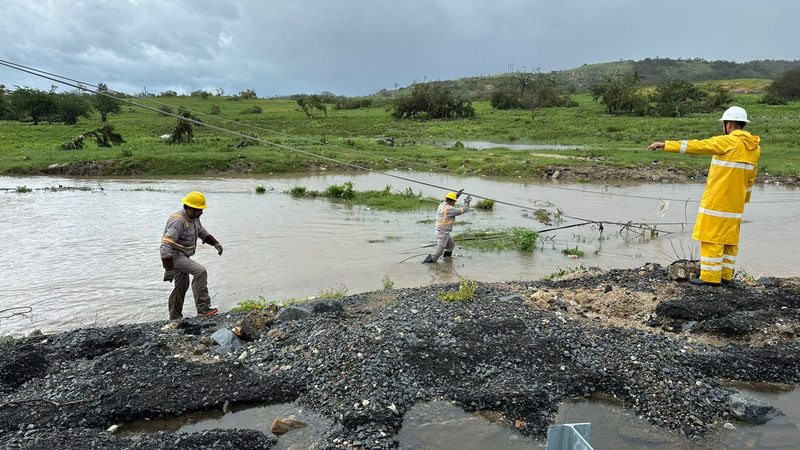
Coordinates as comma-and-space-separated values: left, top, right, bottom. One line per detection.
475, 199, 495, 210
562, 246, 585, 258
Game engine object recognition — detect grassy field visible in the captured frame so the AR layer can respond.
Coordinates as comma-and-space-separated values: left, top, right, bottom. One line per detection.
1, 91, 798, 180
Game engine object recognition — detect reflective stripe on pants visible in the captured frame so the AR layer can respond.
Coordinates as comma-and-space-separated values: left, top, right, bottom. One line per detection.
700, 241, 738, 283
168, 253, 211, 319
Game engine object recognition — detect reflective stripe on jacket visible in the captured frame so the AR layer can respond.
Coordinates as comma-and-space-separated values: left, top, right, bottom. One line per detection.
159, 209, 210, 258
435, 200, 470, 233
664, 129, 761, 244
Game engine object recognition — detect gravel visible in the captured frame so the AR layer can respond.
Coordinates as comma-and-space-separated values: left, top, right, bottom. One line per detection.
2, 264, 799, 448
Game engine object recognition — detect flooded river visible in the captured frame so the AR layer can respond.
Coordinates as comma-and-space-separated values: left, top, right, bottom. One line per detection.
1, 172, 798, 334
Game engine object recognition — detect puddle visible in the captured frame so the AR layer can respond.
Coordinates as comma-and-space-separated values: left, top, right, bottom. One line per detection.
2, 172, 798, 334
443, 141, 583, 150
397, 401, 543, 449
555, 386, 800, 450
119, 402, 332, 449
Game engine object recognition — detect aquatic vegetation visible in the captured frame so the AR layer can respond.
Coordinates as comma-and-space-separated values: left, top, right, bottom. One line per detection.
475, 199, 495, 210
287, 183, 438, 211
381, 275, 395, 291
562, 246, 585, 258
454, 227, 539, 251
255, 185, 267, 194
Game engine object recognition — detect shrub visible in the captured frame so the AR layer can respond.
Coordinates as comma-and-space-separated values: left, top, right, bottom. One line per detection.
209, 104, 221, 114
158, 105, 174, 116
16, 186, 32, 193
191, 90, 211, 99
766, 66, 800, 102
392, 82, 475, 119
490, 89, 524, 109
759, 91, 788, 105
294, 95, 327, 118
238, 89, 258, 99
159, 90, 178, 97
255, 185, 267, 194
240, 105, 262, 114
334, 97, 373, 110
590, 72, 648, 116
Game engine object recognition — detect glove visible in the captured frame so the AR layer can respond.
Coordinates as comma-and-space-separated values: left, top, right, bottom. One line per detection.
214, 243, 223, 255
464, 195, 472, 203
164, 269, 176, 282
456, 188, 464, 198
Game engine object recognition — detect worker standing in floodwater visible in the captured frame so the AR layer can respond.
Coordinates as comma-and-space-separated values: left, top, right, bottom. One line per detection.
649, 106, 761, 286
423, 189, 472, 263
160, 191, 223, 319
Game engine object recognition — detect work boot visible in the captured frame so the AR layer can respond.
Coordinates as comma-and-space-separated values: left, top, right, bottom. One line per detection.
422, 255, 434, 263
197, 307, 219, 317
443, 251, 453, 258
689, 278, 721, 287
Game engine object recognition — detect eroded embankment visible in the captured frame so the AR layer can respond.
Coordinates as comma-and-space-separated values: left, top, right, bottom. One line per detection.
1, 264, 799, 449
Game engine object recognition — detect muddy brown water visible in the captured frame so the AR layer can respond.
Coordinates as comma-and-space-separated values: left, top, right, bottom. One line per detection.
2, 172, 798, 335
119, 385, 800, 449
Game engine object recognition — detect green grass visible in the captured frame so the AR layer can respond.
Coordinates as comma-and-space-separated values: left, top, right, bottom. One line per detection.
287, 183, 438, 211
231, 296, 271, 312
381, 275, 395, 291
454, 227, 538, 251
562, 246, 585, 258
1, 92, 798, 179
438, 278, 478, 302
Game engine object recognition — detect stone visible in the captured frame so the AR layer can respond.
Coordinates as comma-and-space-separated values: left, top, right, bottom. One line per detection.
211, 329, 244, 354
667, 260, 700, 281
723, 422, 736, 430
271, 417, 305, 435
238, 306, 279, 341
309, 299, 344, 315
275, 305, 312, 322
106, 424, 120, 433
551, 170, 561, 180
727, 393, 779, 424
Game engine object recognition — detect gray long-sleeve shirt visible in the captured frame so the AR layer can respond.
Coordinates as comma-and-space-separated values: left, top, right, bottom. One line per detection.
159, 209, 210, 259
435, 199, 470, 233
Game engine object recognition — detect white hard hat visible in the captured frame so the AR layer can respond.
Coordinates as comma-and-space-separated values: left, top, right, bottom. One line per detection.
719, 106, 750, 123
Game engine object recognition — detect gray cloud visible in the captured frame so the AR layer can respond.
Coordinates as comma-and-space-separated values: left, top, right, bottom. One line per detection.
1, 0, 798, 96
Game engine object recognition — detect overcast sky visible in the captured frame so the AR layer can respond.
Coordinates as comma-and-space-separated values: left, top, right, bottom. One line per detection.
1, 0, 798, 96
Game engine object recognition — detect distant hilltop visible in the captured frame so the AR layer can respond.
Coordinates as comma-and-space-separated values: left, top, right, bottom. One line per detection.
376, 58, 800, 98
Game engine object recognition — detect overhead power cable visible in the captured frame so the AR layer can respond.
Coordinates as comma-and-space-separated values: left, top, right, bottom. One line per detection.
0, 59, 741, 231
3, 58, 796, 205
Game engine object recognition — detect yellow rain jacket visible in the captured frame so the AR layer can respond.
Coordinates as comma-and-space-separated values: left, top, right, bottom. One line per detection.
664, 130, 761, 244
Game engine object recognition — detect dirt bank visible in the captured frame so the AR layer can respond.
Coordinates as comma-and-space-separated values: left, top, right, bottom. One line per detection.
2, 265, 799, 448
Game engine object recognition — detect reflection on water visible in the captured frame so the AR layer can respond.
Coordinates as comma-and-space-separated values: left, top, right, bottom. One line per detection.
120, 402, 332, 450
1, 173, 798, 334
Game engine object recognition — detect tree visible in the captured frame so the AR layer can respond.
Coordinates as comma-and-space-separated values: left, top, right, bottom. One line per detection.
9, 87, 56, 124
765, 66, 800, 102
491, 73, 576, 110
94, 83, 121, 122
650, 80, 708, 117
55, 93, 94, 125
0, 84, 10, 120
590, 72, 648, 116
392, 82, 475, 119
294, 95, 327, 118
238, 89, 257, 99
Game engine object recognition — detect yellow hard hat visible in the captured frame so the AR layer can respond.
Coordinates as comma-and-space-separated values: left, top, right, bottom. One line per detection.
445, 191, 458, 201
182, 191, 207, 209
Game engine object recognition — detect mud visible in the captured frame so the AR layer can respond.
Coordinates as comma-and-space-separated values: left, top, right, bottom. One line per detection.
2, 265, 800, 448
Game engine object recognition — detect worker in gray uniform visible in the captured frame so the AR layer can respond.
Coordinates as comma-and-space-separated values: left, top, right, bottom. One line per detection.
160, 191, 223, 319
423, 190, 471, 263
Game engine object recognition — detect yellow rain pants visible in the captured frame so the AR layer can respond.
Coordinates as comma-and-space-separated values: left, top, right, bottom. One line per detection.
700, 242, 738, 283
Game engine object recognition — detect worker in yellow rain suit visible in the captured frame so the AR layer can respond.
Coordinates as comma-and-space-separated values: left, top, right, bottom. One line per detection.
649, 106, 761, 286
